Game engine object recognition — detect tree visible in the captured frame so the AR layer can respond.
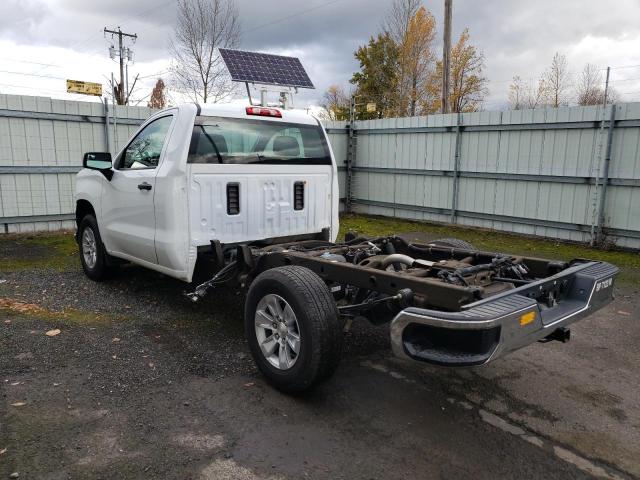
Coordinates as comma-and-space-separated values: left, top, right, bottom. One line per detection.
320, 85, 350, 121
169, 0, 240, 103
397, 6, 438, 116
148, 78, 167, 109
384, 1, 437, 116
576, 63, 601, 105
508, 75, 549, 110
350, 33, 399, 119
576, 63, 618, 105
508, 75, 525, 110
544, 52, 570, 107
430, 28, 488, 113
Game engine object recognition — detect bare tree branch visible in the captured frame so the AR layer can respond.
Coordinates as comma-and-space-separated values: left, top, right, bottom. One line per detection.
508, 75, 549, 110
576, 63, 618, 105
319, 85, 351, 120
169, 0, 240, 103
544, 52, 570, 107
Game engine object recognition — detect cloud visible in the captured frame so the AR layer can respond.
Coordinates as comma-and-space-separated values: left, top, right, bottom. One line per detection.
1, 0, 640, 108
0, 0, 51, 42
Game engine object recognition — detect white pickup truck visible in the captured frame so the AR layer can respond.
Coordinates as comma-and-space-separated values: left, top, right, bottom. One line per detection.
76, 103, 338, 282
75, 102, 618, 393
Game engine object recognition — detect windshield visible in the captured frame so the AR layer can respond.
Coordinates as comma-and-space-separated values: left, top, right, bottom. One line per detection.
187, 116, 331, 165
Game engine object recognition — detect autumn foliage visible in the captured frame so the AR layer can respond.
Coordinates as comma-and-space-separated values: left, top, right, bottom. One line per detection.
148, 78, 167, 109
340, 0, 487, 119
429, 29, 488, 113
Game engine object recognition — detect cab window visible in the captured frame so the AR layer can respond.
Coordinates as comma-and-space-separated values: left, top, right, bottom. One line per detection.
120, 116, 173, 169
187, 116, 331, 165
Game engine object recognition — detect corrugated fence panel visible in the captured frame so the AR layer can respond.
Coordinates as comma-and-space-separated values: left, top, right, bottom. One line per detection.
0, 94, 154, 232
604, 104, 640, 245
339, 103, 640, 249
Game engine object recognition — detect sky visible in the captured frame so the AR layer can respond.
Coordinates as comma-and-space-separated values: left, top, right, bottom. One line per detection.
1, 0, 640, 111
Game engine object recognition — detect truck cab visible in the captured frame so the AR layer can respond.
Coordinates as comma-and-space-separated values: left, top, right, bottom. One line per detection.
75, 103, 339, 282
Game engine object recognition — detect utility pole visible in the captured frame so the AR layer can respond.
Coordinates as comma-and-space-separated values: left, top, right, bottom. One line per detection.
590, 66, 612, 246
441, 0, 452, 114
104, 27, 137, 105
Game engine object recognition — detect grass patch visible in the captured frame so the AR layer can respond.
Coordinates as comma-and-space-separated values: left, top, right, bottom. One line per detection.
339, 214, 640, 287
0, 230, 78, 272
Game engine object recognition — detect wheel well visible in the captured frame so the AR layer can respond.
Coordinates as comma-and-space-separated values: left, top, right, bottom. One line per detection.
75, 200, 95, 227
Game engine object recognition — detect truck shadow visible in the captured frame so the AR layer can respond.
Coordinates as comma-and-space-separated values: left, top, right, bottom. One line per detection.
106, 263, 392, 360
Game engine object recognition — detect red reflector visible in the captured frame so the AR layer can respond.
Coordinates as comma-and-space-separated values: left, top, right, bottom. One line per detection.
246, 106, 282, 118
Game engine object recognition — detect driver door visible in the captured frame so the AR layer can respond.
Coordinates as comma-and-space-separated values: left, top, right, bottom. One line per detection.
100, 115, 173, 264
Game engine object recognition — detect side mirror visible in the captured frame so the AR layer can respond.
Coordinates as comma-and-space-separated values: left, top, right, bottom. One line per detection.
83, 152, 113, 180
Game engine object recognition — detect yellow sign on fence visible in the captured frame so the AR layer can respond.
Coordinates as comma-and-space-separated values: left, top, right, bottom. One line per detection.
66, 80, 102, 97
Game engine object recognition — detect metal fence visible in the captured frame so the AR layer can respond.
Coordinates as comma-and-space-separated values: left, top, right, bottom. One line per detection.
1, 94, 639, 250
0, 94, 153, 232
325, 103, 640, 249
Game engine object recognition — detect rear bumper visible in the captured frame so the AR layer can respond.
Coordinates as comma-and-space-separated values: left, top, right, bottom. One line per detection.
390, 261, 619, 367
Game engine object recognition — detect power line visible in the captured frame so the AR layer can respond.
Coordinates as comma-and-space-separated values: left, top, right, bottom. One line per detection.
0, 83, 91, 101
244, 0, 343, 33
29, 28, 106, 75
0, 82, 63, 92
0, 58, 61, 68
607, 76, 640, 84
138, 70, 170, 80
71, 1, 173, 55
32, 1, 175, 76
66, 28, 106, 54
0, 70, 68, 81
125, 0, 176, 37
610, 63, 640, 70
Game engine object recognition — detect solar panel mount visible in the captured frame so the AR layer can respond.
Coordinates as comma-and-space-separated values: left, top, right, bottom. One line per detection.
219, 48, 315, 89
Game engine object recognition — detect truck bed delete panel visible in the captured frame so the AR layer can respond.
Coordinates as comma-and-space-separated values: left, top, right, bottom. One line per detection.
189, 164, 332, 246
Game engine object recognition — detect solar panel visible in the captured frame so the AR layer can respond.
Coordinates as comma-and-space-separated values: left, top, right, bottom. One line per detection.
219, 48, 314, 89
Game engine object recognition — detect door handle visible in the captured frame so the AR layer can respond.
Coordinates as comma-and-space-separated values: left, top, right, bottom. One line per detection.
138, 182, 152, 191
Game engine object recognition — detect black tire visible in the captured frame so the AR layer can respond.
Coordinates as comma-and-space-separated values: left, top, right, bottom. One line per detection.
244, 266, 343, 393
429, 237, 476, 250
78, 214, 112, 281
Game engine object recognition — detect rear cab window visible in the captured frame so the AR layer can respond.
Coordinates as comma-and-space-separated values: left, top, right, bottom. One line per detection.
187, 116, 331, 165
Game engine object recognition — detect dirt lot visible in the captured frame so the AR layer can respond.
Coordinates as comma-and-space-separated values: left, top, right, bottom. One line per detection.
1, 215, 638, 479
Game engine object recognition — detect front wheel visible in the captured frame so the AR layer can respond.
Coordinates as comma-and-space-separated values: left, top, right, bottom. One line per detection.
244, 266, 343, 393
78, 215, 112, 281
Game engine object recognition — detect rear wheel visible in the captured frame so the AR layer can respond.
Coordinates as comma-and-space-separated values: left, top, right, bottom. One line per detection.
78, 215, 112, 281
429, 237, 476, 250
244, 266, 342, 393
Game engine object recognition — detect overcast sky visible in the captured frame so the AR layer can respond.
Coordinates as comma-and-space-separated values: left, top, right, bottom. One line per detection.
1, 0, 640, 110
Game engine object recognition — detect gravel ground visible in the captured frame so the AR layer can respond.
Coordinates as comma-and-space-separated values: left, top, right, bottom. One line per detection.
0, 239, 638, 479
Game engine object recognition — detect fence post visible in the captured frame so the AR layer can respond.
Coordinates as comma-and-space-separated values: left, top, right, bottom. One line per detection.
595, 104, 617, 245
450, 112, 463, 223
345, 96, 357, 213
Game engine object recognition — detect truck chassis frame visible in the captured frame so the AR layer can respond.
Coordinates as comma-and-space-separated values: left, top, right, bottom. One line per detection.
187, 234, 618, 388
